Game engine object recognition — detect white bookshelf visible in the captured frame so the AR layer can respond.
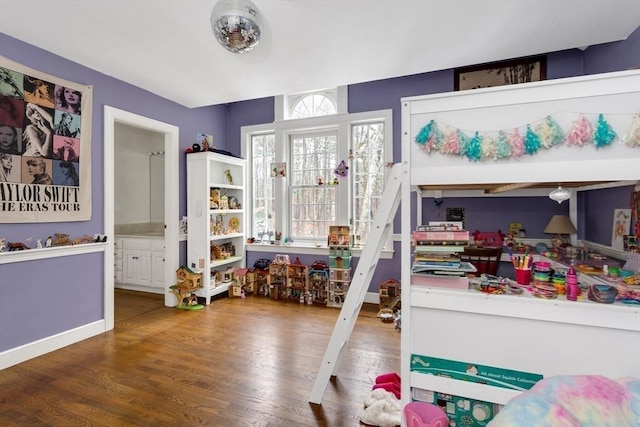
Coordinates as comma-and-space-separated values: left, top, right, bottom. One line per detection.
187, 152, 246, 304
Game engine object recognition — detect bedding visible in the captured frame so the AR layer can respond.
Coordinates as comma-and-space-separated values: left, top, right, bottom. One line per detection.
488, 375, 640, 427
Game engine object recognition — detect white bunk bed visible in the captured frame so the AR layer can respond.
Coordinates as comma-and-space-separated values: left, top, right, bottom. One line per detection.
400, 70, 640, 423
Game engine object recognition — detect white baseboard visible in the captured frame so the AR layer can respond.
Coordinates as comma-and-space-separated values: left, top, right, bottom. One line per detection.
363, 291, 380, 305
0, 320, 106, 370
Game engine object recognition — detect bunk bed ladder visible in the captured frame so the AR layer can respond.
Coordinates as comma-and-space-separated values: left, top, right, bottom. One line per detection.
309, 163, 402, 405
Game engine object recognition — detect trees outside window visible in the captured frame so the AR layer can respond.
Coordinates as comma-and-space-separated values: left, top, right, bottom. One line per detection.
244, 110, 392, 247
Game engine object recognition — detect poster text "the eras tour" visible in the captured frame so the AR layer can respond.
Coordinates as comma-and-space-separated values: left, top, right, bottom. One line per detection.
0, 182, 80, 212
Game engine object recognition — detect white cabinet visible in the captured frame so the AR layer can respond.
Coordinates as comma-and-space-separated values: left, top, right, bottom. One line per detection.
124, 249, 152, 286
187, 152, 246, 305
151, 239, 165, 288
115, 237, 165, 293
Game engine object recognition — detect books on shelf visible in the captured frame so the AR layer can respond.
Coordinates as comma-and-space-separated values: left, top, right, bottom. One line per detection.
414, 244, 465, 253
413, 230, 470, 246
411, 227, 475, 288
411, 261, 477, 274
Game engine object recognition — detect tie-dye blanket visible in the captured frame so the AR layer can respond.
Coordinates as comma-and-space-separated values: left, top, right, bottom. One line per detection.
488, 375, 640, 427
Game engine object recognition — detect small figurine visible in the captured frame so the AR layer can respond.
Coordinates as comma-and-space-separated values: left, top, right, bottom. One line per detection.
334, 160, 349, 177
224, 169, 233, 185
317, 176, 325, 185
0, 237, 6, 252
36, 239, 43, 249
45, 236, 52, 248
53, 233, 72, 247
7, 242, 30, 251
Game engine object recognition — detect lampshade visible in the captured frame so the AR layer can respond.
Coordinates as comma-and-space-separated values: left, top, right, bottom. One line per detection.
210, 0, 262, 54
544, 215, 576, 248
544, 215, 577, 235
549, 185, 571, 204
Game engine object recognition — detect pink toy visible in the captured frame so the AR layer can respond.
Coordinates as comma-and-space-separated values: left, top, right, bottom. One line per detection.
375, 372, 401, 386
403, 402, 449, 427
373, 371, 401, 399
372, 381, 400, 399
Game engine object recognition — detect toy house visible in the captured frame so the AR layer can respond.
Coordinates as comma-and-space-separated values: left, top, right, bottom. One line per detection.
308, 260, 329, 305
378, 278, 401, 312
327, 226, 352, 308
236, 267, 257, 295
287, 257, 309, 302
170, 266, 203, 308
268, 255, 289, 300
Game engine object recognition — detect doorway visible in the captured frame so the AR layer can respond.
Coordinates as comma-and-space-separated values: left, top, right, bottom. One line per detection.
103, 106, 179, 331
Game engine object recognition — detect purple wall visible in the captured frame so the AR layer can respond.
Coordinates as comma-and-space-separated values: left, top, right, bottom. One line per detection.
584, 25, 640, 74
0, 33, 226, 352
0, 252, 103, 350
584, 186, 637, 245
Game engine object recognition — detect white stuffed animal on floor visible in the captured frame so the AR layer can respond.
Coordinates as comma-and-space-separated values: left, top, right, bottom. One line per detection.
360, 388, 401, 427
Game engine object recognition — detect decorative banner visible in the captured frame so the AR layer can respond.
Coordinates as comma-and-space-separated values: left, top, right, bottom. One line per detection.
0, 56, 93, 222
415, 112, 639, 162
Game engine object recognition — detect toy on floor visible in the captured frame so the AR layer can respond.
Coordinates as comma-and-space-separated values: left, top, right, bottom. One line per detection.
359, 388, 401, 427
170, 266, 204, 310
372, 371, 401, 400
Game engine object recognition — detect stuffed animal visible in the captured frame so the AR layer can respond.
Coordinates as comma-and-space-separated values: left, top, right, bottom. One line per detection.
359, 389, 401, 427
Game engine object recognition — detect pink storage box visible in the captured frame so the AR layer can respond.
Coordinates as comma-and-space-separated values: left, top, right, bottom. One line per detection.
404, 402, 448, 427
411, 274, 469, 290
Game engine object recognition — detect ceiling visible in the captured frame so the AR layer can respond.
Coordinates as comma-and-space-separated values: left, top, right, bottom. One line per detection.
1, 1, 639, 108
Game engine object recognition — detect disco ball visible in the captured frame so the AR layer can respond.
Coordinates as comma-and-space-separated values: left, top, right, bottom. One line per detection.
210, 0, 262, 54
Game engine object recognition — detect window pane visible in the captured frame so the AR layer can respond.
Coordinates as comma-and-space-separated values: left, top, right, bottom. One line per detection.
351, 122, 385, 245
290, 132, 337, 239
291, 94, 337, 119
251, 133, 275, 240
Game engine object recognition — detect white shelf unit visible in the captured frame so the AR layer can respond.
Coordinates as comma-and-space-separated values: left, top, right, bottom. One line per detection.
187, 152, 246, 305
400, 70, 640, 417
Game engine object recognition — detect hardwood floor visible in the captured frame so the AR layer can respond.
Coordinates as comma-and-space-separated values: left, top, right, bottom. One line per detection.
0, 289, 400, 426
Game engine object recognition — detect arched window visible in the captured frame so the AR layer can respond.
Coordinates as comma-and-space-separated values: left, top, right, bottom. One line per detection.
290, 92, 337, 119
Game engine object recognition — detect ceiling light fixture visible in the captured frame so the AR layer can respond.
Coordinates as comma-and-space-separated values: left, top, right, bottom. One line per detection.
210, 0, 262, 54
549, 185, 571, 204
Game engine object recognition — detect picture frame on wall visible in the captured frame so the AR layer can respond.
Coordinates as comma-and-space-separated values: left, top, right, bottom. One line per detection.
454, 55, 547, 91
612, 209, 631, 250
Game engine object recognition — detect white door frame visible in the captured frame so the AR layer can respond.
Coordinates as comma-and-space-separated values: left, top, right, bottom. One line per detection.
103, 106, 179, 330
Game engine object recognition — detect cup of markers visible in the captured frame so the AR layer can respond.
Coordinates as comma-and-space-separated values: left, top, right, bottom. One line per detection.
512, 255, 532, 286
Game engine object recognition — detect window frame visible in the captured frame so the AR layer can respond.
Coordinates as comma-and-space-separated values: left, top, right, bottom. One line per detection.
242, 109, 393, 251
289, 90, 338, 119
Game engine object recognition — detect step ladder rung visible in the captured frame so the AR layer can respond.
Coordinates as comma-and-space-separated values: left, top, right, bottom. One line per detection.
309, 163, 402, 405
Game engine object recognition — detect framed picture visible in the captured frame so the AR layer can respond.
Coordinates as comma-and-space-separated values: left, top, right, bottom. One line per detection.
446, 207, 465, 223
454, 55, 547, 91
612, 209, 631, 250
270, 162, 286, 177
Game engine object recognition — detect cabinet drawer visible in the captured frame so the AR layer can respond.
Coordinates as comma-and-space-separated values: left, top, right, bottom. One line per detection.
123, 238, 152, 251
151, 240, 165, 252
114, 258, 123, 271
114, 248, 123, 260
114, 271, 123, 283
114, 238, 123, 249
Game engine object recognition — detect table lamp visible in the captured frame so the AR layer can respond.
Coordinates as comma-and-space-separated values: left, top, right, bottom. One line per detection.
544, 215, 577, 248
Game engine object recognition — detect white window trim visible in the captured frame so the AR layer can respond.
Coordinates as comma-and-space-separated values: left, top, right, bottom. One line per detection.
241, 109, 394, 258
274, 86, 348, 121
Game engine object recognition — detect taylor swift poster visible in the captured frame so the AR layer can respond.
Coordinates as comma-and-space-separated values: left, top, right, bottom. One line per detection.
0, 56, 93, 222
